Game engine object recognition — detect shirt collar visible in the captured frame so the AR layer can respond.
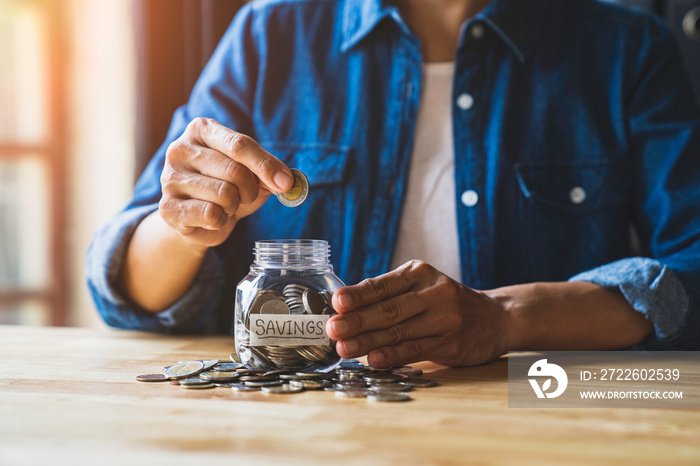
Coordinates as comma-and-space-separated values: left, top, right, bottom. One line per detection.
340, 0, 404, 52
341, 0, 551, 63
473, 0, 552, 63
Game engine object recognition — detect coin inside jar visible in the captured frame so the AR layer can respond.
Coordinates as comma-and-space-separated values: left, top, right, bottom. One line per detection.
276, 168, 309, 207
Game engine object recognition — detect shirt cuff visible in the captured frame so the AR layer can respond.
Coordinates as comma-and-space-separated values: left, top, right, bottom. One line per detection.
86, 204, 224, 333
568, 257, 691, 341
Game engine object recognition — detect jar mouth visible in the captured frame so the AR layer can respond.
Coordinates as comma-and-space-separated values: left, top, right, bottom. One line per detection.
255, 239, 327, 248
254, 239, 331, 267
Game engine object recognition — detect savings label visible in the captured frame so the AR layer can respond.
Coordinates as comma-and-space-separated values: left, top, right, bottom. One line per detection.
249, 314, 330, 346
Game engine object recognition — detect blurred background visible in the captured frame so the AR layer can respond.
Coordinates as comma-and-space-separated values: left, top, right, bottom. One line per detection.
0, 0, 244, 327
0, 0, 698, 328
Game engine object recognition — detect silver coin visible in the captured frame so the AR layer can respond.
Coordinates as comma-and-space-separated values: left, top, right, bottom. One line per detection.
262, 370, 295, 377
279, 374, 309, 381
239, 375, 279, 382
335, 388, 372, 398
230, 352, 241, 363
214, 362, 245, 371
248, 293, 285, 326
370, 382, 413, 392
164, 361, 204, 379
199, 359, 219, 372
260, 299, 291, 315
181, 383, 215, 390
391, 368, 423, 377
236, 369, 267, 375
295, 372, 327, 379
178, 377, 210, 386
320, 290, 334, 307
368, 392, 412, 402
290, 379, 330, 390
199, 371, 240, 382
337, 379, 369, 388
244, 380, 284, 388
262, 385, 304, 394
337, 366, 368, 374
362, 373, 402, 383
302, 289, 326, 314
136, 374, 169, 382
276, 169, 309, 207
231, 383, 261, 392
283, 284, 309, 295
213, 382, 242, 387
403, 377, 437, 388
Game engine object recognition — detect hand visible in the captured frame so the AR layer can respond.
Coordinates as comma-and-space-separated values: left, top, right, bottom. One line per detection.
325, 260, 511, 368
159, 117, 293, 247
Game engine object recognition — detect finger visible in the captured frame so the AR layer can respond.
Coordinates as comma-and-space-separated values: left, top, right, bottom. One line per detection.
187, 117, 293, 192
326, 291, 423, 340
367, 337, 444, 368
159, 197, 227, 233
333, 262, 418, 313
163, 171, 241, 216
184, 148, 260, 205
334, 311, 448, 358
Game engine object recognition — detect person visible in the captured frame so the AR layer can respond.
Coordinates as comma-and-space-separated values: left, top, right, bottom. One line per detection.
87, 0, 700, 368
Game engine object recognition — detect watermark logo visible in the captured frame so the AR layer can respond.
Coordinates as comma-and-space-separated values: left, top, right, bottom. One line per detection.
509, 351, 700, 408
528, 359, 568, 399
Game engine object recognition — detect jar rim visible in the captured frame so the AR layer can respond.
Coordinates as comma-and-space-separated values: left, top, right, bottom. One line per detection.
254, 239, 328, 247
253, 239, 331, 267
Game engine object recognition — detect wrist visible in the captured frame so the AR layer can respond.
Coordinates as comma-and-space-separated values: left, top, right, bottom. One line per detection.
151, 210, 209, 257
483, 284, 536, 353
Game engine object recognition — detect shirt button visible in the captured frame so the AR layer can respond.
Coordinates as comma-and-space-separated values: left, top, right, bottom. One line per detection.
457, 93, 474, 110
461, 190, 479, 207
471, 24, 485, 39
569, 186, 586, 204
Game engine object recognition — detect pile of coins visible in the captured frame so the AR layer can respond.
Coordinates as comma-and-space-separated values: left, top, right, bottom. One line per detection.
237, 285, 339, 371
137, 357, 437, 403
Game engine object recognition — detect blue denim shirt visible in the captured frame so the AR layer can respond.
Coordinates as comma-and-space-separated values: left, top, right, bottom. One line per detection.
87, 0, 700, 350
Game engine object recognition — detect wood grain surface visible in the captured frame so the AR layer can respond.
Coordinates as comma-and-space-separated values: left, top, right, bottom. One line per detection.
0, 325, 698, 465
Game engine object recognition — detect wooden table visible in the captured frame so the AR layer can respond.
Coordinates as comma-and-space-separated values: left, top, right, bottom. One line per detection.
1, 326, 698, 465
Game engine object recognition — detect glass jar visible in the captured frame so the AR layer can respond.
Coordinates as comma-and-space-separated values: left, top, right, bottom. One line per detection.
234, 239, 345, 372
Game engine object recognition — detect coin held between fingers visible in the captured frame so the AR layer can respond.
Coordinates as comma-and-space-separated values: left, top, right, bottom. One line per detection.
276, 168, 309, 207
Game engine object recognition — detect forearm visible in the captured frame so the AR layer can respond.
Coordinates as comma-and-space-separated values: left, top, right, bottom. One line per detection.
120, 211, 209, 313
487, 281, 654, 352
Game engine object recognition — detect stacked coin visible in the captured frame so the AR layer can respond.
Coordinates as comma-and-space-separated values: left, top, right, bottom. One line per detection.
136, 358, 437, 403
237, 285, 339, 372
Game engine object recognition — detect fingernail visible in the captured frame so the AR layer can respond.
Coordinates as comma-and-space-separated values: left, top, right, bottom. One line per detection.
331, 320, 349, 337
274, 171, 292, 191
343, 339, 359, 354
338, 294, 353, 310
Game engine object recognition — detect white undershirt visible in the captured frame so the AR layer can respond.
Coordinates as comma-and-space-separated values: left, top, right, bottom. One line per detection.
390, 62, 461, 282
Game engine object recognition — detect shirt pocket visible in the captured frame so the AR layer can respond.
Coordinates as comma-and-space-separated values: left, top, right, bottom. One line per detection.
514, 160, 632, 214
512, 160, 633, 280
247, 141, 350, 245
264, 142, 350, 187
